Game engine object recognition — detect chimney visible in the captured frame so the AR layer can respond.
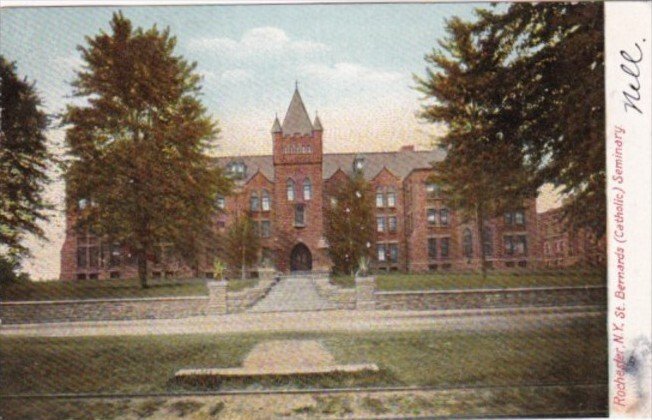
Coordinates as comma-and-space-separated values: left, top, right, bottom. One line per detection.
400, 145, 415, 152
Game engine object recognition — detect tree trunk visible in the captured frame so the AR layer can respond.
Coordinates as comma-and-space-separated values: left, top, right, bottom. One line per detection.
137, 249, 149, 289
477, 203, 487, 281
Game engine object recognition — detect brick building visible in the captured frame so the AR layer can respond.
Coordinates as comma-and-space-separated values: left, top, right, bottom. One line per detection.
538, 207, 606, 268
60, 88, 545, 280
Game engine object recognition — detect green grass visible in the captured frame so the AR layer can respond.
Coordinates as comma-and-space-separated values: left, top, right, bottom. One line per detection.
0, 277, 259, 301
0, 317, 607, 395
331, 270, 606, 291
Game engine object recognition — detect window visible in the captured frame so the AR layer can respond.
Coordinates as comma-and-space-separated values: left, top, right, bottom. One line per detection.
439, 208, 449, 226
286, 179, 295, 201
216, 195, 226, 209
303, 178, 312, 200
261, 220, 271, 238
250, 192, 260, 212
514, 210, 525, 225
428, 238, 437, 259
76, 273, 87, 280
388, 216, 397, 233
375, 189, 384, 208
504, 212, 513, 225
77, 246, 87, 268
294, 204, 305, 226
504, 235, 528, 256
388, 244, 399, 263
483, 228, 493, 257
441, 237, 450, 258
387, 190, 396, 207
426, 183, 440, 198
376, 216, 386, 233
109, 243, 122, 268
252, 221, 260, 237
227, 161, 246, 179
427, 209, 437, 225
353, 156, 365, 172
78, 198, 88, 210
463, 228, 473, 258
377, 244, 386, 262
261, 190, 271, 211
89, 246, 99, 268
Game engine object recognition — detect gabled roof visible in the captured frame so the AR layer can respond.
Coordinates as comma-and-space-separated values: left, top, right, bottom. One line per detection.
281, 88, 314, 136
216, 148, 445, 185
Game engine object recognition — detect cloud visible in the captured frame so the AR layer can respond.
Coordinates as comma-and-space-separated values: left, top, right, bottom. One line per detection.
188, 27, 329, 59
200, 69, 253, 86
299, 62, 404, 86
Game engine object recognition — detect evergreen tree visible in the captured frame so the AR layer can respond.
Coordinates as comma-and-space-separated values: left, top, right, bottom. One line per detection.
0, 56, 51, 263
416, 17, 536, 277
63, 13, 230, 288
223, 214, 260, 280
475, 2, 605, 235
325, 173, 375, 275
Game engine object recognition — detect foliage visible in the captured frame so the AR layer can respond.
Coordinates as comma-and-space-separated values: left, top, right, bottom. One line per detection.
212, 258, 226, 280
416, 16, 537, 277
62, 12, 230, 288
356, 255, 370, 277
0, 56, 51, 260
222, 214, 260, 279
0, 254, 30, 285
324, 173, 375, 275
474, 2, 605, 235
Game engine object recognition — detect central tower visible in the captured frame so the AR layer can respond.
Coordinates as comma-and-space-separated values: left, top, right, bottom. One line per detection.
271, 87, 328, 272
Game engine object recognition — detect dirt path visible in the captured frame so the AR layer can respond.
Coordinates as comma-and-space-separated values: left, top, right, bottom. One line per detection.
0, 306, 605, 338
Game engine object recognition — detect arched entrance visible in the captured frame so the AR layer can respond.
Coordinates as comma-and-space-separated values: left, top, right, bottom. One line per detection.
290, 243, 312, 272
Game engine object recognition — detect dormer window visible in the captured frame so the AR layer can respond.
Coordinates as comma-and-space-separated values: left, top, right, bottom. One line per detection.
227, 161, 246, 179
353, 156, 365, 172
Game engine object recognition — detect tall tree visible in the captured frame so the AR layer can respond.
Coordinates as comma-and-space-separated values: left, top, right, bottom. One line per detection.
0, 56, 51, 263
222, 214, 260, 280
324, 173, 375, 275
63, 13, 230, 288
416, 17, 537, 277
475, 2, 605, 235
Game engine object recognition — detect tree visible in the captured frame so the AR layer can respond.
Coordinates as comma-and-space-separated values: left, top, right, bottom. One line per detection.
474, 2, 605, 235
0, 56, 51, 264
222, 214, 260, 280
324, 173, 375, 275
63, 13, 230, 288
416, 17, 537, 277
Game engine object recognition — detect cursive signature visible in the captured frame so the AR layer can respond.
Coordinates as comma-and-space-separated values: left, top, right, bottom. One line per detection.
620, 41, 644, 114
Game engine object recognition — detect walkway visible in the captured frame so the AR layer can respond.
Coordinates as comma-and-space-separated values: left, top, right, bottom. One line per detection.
248, 275, 335, 313
0, 306, 605, 338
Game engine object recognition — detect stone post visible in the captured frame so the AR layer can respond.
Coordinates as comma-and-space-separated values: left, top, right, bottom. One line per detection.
206, 280, 227, 315
355, 276, 376, 310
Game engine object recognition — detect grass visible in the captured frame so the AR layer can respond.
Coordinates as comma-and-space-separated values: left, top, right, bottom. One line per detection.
0, 317, 607, 396
0, 277, 259, 301
331, 270, 606, 291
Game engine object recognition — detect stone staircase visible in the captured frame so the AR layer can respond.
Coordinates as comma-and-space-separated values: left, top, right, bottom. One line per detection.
248, 275, 336, 313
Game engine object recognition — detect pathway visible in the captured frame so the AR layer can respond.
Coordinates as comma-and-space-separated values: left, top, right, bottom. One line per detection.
248, 275, 335, 313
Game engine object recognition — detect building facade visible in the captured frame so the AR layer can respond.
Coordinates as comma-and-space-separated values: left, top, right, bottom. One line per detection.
60, 88, 545, 280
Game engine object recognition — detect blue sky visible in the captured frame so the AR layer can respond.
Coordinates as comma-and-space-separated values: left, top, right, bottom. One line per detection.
2, 2, 560, 279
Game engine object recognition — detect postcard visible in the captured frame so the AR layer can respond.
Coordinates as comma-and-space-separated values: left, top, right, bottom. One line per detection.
0, 0, 650, 418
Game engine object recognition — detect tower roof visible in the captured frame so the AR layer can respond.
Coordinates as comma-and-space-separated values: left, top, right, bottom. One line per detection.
313, 113, 323, 131
271, 115, 282, 133
281, 87, 314, 136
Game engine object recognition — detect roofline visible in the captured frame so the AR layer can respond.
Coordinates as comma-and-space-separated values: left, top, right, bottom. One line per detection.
214, 149, 438, 161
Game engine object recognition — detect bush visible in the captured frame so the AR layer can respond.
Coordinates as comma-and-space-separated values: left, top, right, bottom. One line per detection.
0, 255, 30, 285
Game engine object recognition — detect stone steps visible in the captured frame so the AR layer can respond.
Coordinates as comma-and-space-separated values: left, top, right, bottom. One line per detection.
248, 276, 336, 313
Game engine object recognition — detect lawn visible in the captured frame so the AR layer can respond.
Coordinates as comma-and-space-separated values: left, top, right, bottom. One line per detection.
0, 277, 258, 301
0, 317, 607, 396
332, 270, 606, 291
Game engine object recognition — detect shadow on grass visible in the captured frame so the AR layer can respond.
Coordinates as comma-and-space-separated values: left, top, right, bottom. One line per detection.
168, 368, 401, 391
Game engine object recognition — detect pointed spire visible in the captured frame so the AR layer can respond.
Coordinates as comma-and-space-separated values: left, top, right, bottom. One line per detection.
313, 111, 323, 132
281, 84, 314, 136
271, 114, 282, 133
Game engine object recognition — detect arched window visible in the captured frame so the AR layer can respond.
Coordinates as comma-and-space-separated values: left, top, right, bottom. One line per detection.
303, 178, 312, 200
286, 179, 295, 201
463, 228, 473, 258
261, 190, 271, 211
250, 192, 260, 211
483, 227, 493, 256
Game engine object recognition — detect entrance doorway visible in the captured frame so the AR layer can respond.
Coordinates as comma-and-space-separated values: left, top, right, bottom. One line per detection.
290, 243, 312, 272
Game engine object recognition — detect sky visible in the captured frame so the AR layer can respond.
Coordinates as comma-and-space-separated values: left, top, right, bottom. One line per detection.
1, 2, 562, 280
